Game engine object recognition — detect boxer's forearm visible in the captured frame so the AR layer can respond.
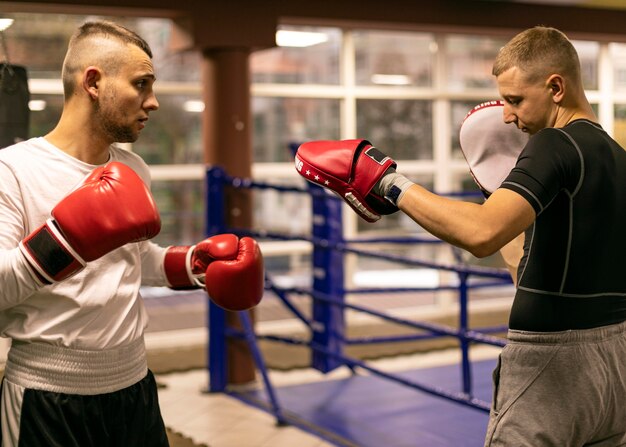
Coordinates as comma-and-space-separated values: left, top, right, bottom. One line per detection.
398, 186, 534, 258
397, 184, 497, 256
139, 240, 169, 286
0, 248, 42, 310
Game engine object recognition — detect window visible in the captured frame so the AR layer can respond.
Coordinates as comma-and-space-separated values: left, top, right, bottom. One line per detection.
614, 105, 626, 147
5, 15, 620, 253
28, 93, 63, 136
573, 40, 599, 90
353, 30, 434, 87
445, 35, 507, 90
252, 97, 340, 163
251, 26, 341, 85
357, 99, 433, 160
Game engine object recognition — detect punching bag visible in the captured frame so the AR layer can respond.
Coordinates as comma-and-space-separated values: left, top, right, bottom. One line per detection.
0, 63, 30, 149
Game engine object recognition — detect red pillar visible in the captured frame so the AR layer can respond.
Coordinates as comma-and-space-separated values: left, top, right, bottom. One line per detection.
201, 48, 257, 385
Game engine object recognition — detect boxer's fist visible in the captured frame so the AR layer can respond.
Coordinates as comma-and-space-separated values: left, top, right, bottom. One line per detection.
205, 235, 264, 311
459, 100, 528, 197
19, 162, 161, 283
164, 234, 264, 311
295, 139, 399, 222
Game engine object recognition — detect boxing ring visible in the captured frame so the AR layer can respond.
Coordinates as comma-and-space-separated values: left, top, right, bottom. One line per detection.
204, 165, 512, 445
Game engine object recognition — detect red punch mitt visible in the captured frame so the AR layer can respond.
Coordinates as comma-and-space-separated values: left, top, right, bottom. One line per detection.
459, 101, 528, 196
295, 139, 399, 222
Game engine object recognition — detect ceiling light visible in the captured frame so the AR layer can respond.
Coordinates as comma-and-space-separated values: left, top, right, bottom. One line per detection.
183, 100, 204, 113
371, 74, 412, 86
276, 30, 328, 48
29, 100, 47, 111
0, 18, 14, 32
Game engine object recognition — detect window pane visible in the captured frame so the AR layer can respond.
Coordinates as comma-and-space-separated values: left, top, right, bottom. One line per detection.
610, 43, 626, 92
356, 99, 433, 160
2, 13, 84, 79
253, 97, 340, 163
151, 179, 205, 246
446, 35, 507, 90
253, 177, 311, 236
614, 104, 626, 148
138, 21, 201, 83
572, 40, 599, 90
251, 25, 341, 84
354, 30, 434, 87
591, 103, 599, 117
133, 94, 203, 164
28, 94, 63, 138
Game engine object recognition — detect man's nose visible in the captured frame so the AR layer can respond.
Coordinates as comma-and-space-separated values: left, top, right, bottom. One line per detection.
145, 92, 159, 111
502, 105, 515, 125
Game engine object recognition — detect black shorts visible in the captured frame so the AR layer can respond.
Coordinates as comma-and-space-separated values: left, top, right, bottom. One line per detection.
0, 370, 169, 447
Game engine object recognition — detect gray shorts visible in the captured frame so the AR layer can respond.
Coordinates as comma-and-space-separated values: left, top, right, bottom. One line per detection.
484, 320, 626, 447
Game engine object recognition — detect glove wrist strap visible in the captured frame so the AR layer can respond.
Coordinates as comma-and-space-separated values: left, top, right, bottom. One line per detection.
377, 172, 414, 206
164, 245, 201, 290
19, 219, 86, 284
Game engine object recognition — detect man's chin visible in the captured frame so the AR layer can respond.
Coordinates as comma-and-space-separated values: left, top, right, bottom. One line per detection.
115, 133, 139, 144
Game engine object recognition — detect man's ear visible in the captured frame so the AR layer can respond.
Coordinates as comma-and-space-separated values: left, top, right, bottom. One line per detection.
83, 66, 101, 100
547, 74, 565, 103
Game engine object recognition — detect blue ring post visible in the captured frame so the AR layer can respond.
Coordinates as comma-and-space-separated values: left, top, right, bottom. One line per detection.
206, 166, 228, 392
310, 186, 345, 373
458, 272, 472, 396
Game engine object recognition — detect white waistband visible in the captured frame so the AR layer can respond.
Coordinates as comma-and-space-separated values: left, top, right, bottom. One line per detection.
4, 337, 147, 395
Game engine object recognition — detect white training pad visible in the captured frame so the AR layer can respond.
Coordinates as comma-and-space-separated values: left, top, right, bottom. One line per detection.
459, 101, 528, 194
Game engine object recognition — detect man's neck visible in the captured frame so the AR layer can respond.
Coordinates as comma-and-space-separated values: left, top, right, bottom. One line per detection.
45, 113, 111, 165
44, 130, 111, 165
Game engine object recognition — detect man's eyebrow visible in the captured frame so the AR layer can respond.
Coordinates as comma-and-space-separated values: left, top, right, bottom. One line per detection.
135, 73, 156, 82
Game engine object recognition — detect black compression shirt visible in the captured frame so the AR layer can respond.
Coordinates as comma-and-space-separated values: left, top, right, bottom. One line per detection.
500, 119, 626, 331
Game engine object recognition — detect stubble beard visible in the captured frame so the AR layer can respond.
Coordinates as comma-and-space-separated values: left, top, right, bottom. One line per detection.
94, 96, 139, 144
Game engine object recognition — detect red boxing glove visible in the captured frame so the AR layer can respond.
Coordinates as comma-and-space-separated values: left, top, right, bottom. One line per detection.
459, 100, 528, 197
164, 234, 264, 311
295, 139, 399, 222
19, 162, 161, 283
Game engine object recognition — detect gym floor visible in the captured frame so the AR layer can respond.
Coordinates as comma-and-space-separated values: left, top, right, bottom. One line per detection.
156, 345, 501, 447
146, 289, 505, 447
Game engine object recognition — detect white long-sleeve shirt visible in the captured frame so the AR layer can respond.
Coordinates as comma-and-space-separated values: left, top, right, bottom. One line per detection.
0, 137, 169, 349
